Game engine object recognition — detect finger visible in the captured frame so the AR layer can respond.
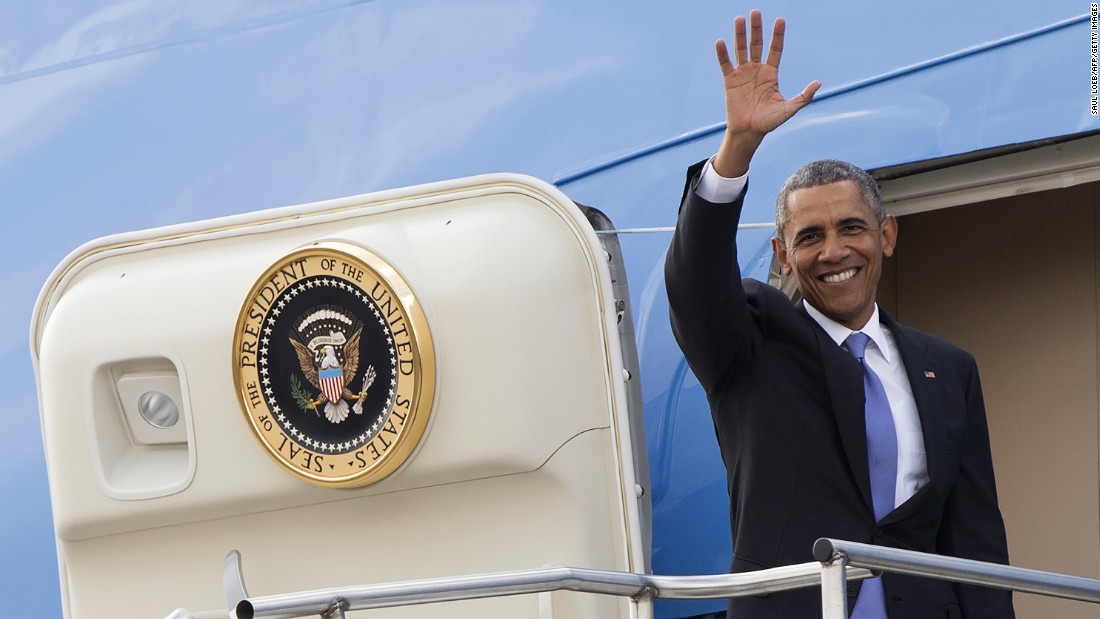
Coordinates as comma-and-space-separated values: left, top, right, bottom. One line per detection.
733, 15, 748, 66
715, 39, 735, 75
791, 80, 822, 109
749, 9, 763, 63
766, 17, 785, 68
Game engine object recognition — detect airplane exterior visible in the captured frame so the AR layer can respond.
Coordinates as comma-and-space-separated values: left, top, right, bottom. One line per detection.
7, 1, 1099, 617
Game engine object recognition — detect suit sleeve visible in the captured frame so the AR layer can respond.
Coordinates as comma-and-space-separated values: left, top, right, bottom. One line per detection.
937, 357, 1015, 618
665, 160, 763, 396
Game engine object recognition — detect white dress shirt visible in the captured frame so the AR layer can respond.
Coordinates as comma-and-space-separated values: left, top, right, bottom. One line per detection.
695, 159, 929, 510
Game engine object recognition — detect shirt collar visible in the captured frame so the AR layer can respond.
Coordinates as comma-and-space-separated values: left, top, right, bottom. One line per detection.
803, 302, 892, 364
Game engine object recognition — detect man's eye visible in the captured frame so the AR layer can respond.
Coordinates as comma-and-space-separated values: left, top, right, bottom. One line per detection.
842, 225, 867, 235
794, 233, 820, 245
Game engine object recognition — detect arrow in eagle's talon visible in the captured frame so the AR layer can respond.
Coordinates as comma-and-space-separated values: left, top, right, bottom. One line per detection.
353, 368, 376, 415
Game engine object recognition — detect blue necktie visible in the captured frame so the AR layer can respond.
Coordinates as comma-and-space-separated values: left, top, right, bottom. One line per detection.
846, 331, 897, 619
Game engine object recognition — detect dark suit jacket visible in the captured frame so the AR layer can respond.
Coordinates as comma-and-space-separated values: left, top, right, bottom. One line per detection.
665, 161, 1013, 618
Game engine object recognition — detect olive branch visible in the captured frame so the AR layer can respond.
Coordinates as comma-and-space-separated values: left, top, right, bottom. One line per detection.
289, 373, 317, 415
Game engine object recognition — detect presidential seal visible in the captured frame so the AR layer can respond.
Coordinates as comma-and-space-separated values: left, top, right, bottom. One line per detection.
233, 241, 435, 487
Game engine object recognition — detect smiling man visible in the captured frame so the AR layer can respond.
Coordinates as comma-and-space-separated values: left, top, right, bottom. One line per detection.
665, 10, 1013, 619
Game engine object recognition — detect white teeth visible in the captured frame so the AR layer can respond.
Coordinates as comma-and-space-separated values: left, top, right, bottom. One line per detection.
822, 268, 857, 284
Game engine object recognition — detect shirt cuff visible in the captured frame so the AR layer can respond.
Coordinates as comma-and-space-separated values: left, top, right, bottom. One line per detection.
695, 157, 749, 203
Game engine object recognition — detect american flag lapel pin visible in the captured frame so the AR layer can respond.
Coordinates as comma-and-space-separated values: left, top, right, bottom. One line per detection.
924, 370, 936, 379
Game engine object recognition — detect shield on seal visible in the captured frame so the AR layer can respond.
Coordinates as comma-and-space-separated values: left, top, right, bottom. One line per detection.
318, 367, 344, 403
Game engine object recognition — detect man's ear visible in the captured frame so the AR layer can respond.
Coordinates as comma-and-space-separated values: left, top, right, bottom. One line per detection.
771, 236, 792, 275
881, 215, 898, 258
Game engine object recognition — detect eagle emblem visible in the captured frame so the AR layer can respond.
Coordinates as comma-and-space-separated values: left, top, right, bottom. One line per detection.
288, 308, 376, 424
235, 243, 434, 487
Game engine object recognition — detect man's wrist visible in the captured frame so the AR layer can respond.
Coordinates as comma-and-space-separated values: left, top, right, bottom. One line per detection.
712, 130, 763, 178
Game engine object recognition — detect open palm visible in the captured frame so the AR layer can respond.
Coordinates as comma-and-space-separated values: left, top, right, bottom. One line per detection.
712, 10, 820, 177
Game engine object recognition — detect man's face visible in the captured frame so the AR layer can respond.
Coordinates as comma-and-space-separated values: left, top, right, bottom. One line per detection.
771, 180, 897, 330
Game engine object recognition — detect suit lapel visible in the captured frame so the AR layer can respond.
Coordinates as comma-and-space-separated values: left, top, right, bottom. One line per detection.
799, 302, 874, 514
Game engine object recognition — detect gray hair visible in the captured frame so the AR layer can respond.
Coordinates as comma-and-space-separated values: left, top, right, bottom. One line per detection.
774, 160, 885, 240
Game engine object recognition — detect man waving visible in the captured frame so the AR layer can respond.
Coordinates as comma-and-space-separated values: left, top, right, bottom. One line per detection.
665, 10, 1014, 618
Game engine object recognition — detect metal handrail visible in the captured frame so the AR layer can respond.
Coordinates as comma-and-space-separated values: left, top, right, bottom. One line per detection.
181, 540, 1100, 619
815, 538, 1100, 605
229, 560, 874, 619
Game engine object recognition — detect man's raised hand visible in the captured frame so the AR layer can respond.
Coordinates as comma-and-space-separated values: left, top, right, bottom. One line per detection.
712, 10, 820, 178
